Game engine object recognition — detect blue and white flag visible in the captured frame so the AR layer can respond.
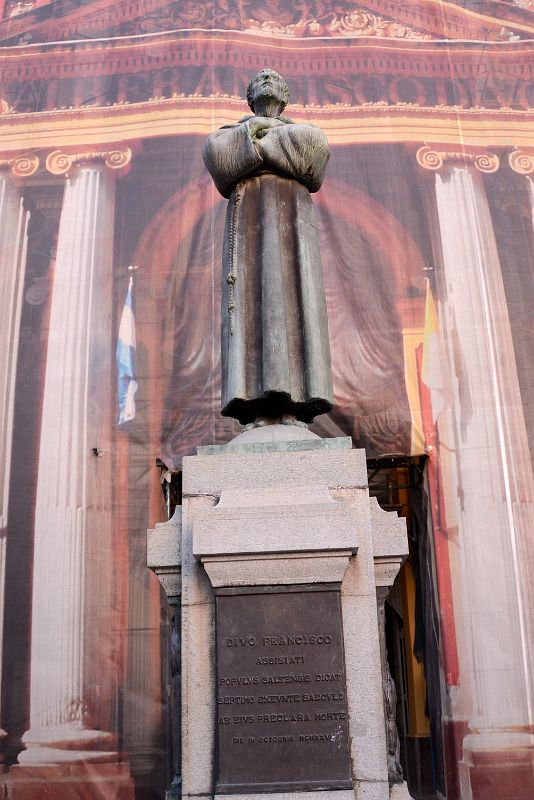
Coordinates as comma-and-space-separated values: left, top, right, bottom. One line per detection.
117, 275, 138, 425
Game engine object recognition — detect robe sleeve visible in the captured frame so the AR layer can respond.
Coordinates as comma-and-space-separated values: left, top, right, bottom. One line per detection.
202, 122, 263, 198
255, 123, 330, 193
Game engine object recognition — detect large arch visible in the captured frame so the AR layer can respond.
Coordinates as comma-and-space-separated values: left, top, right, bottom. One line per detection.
132, 169, 427, 466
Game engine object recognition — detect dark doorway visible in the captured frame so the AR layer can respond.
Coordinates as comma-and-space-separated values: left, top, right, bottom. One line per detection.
368, 455, 446, 799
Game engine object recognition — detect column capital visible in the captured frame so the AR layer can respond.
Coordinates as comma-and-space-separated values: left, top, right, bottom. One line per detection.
508, 149, 534, 175
416, 145, 500, 174
0, 153, 39, 177
45, 145, 132, 176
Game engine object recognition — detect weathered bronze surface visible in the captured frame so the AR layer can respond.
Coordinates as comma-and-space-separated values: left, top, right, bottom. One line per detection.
203, 69, 334, 426
215, 588, 352, 794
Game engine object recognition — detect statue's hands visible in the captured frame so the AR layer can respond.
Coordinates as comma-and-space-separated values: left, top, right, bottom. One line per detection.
254, 127, 285, 163
253, 136, 271, 161
247, 116, 284, 141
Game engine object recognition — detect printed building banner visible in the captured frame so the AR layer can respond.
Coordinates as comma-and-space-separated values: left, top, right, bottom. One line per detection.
0, 0, 533, 798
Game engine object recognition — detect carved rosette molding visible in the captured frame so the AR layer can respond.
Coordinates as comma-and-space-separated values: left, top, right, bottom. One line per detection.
0, 152, 39, 177
416, 145, 500, 173
508, 149, 534, 175
45, 146, 132, 175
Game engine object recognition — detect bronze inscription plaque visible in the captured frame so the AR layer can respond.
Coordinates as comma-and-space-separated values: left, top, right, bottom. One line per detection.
215, 588, 352, 794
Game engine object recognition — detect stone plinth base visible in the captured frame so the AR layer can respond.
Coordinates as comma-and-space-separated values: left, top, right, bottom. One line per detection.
4, 761, 134, 799
460, 731, 534, 800
388, 781, 412, 799
173, 433, 408, 800
148, 429, 410, 800
216, 791, 355, 800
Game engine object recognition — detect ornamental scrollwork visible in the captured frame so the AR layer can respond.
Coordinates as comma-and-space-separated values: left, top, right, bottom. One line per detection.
45, 146, 132, 175
0, 153, 39, 176
416, 145, 499, 173
508, 150, 534, 175
246, 9, 430, 39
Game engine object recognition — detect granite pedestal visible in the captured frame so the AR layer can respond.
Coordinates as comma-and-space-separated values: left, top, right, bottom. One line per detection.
148, 430, 409, 800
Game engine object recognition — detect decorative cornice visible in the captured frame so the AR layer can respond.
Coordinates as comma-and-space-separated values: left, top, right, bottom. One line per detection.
416, 145, 500, 173
508, 149, 534, 176
45, 146, 132, 175
0, 33, 531, 85
0, 100, 532, 154
0, 152, 39, 176
1, 0, 533, 46
1, 33, 533, 114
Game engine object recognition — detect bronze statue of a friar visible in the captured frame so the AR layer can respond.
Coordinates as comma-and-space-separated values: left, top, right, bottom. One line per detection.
203, 69, 334, 427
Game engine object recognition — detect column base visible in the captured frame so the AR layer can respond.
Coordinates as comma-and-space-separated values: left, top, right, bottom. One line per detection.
3, 761, 134, 799
128, 744, 167, 797
442, 717, 468, 800
460, 730, 534, 800
20, 722, 116, 756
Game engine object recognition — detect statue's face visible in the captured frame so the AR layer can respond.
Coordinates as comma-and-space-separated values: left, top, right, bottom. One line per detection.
247, 70, 288, 111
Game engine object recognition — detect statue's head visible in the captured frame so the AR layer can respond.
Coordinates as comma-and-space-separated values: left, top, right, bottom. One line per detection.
246, 69, 289, 113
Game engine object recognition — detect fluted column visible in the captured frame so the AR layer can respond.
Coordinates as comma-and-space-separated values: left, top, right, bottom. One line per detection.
0, 159, 35, 757
509, 149, 534, 230
19, 148, 131, 763
418, 146, 534, 798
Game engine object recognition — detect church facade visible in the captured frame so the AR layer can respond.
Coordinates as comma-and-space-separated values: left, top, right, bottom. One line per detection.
0, 0, 533, 798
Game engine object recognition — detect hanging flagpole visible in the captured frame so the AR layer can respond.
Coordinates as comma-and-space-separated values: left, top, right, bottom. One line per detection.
421, 277, 452, 423
117, 266, 138, 425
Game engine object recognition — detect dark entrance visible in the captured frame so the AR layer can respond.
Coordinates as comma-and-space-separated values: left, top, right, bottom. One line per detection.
368, 455, 445, 799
